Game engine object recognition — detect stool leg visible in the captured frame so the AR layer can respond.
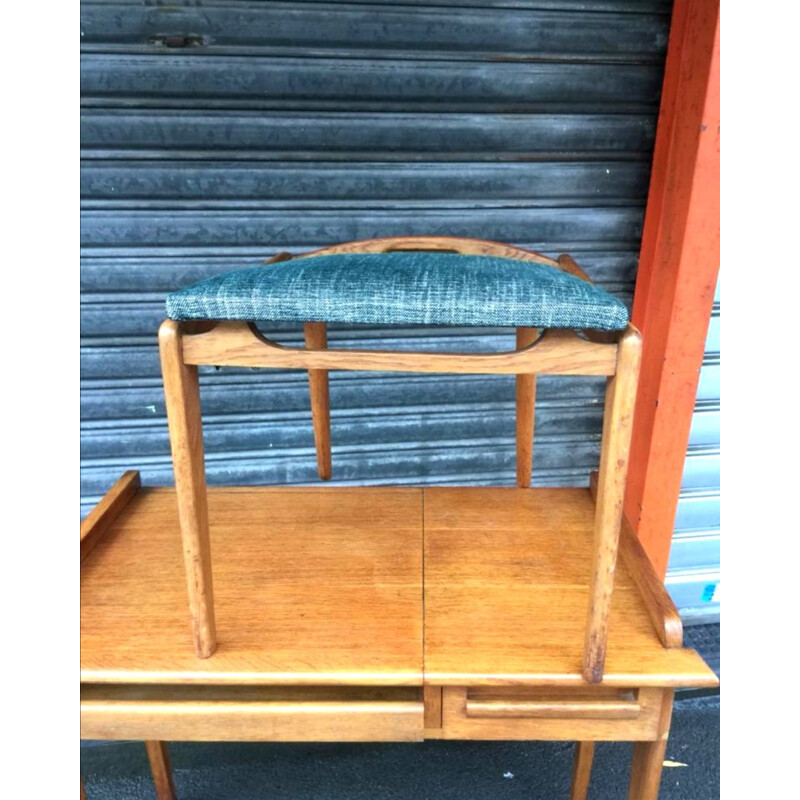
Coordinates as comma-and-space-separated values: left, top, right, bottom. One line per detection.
569, 741, 595, 800
582, 326, 642, 682
515, 327, 538, 488
304, 322, 332, 480
145, 741, 178, 800
159, 320, 217, 659
80, 777, 87, 800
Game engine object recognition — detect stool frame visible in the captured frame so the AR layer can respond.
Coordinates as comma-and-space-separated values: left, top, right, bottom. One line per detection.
158, 236, 641, 683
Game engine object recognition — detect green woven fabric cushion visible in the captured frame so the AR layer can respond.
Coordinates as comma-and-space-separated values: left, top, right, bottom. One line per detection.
166, 252, 629, 330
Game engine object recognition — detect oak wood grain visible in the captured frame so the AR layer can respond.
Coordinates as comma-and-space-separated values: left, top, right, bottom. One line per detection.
303, 236, 558, 265
628, 690, 675, 799
261, 251, 294, 264
304, 322, 332, 480
159, 320, 217, 658
423, 686, 443, 730
629, 739, 668, 800
557, 253, 593, 284
619, 520, 684, 650
144, 741, 177, 800
423, 487, 718, 688
82, 686, 424, 742
570, 742, 595, 800
590, 471, 683, 648
80, 471, 141, 563
82, 685, 422, 702
439, 686, 665, 741
466, 689, 640, 719
181, 322, 617, 376
81, 485, 716, 689
81, 487, 423, 686
515, 327, 539, 487
583, 324, 643, 682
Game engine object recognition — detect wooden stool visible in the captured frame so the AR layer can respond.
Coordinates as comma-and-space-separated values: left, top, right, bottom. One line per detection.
159, 236, 639, 683
81, 237, 718, 799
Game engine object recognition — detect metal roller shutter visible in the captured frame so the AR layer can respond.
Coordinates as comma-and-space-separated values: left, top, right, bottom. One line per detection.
666, 278, 721, 621
80, 0, 674, 516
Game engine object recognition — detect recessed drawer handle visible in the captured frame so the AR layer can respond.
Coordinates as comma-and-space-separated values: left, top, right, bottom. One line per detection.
465, 693, 640, 720
85, 700, 422, 718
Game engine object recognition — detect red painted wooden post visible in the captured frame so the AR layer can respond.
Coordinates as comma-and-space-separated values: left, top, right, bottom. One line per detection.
624, 0, 720, 578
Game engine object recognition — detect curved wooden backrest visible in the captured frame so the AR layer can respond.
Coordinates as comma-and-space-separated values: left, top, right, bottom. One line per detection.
302, 235, 559, 266
266, 236, 593, 284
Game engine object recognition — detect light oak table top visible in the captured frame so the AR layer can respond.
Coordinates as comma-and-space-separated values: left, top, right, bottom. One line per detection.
81, 486, 716, 689
81, 487, 424, 686
423, 488, 716, 688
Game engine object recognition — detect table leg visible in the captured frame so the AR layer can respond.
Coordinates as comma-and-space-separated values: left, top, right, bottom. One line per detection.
628, 689, 674, 800
145, 741, 178, 800
628, 740, 667, 800
80, 777, 87, 800
569, 741, 595, 800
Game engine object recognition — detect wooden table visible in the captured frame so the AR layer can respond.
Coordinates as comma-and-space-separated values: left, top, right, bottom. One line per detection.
81, 478, 717, 799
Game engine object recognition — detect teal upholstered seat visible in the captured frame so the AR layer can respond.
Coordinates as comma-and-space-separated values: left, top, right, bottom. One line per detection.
166, 252, 629, 331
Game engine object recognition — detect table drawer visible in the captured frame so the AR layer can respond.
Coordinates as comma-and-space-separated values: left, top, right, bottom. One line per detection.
439, 687, 666, 741
81, 685, 424, 742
